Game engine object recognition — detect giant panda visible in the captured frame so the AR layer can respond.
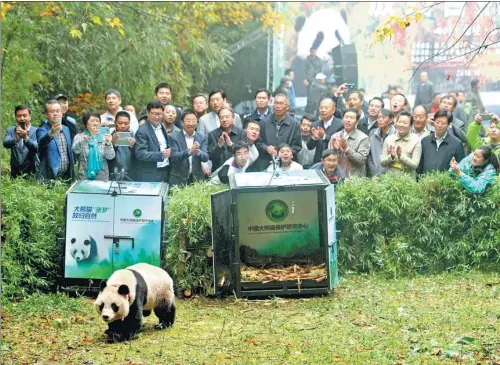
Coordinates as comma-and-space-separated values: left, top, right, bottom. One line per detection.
70, 236, 98, 264
94, 263, 176, 342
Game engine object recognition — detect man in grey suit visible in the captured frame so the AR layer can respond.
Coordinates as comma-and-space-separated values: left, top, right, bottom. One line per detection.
414, 71, 434, 107
168, 110, 209, 187
134, 100, 172, 182
3, 105, 39, 178
448, 91, 467, 124
198, 89, 242, 136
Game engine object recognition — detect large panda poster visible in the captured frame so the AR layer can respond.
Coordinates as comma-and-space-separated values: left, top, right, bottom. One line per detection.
65, 194, 115, 279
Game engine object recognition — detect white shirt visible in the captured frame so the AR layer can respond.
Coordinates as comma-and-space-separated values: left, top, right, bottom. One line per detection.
184, 131, 196, 173
321, 116, 334, 140
248, 143, 259, 165
152, 123, 169, 168
322, 116, 334, 130
435, 132, 448, 150
100, 108, 139, 134
267, 160, 304, 172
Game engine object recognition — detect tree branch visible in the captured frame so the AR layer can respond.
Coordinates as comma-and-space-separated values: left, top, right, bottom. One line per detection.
406, 39, 500, 71
434, 2, 467, 57
409, 2, 491, 82
460, 27, 500, 69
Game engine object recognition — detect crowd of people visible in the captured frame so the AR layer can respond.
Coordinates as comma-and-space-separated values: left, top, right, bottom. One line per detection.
4, 74, 500, 194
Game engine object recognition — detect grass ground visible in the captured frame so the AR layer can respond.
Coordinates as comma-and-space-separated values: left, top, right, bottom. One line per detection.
1, 271, 499, 365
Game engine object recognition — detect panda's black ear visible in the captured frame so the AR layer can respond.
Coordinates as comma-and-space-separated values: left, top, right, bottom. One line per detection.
118, 285, 130, 296
99, 280, 107, 291
71, 238, 76, 244
83, 240, 90, 246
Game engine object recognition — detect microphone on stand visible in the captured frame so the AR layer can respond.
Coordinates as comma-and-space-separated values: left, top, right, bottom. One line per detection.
120, 168, 125, 181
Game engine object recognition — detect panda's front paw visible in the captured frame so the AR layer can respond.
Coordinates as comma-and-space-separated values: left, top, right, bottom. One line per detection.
106, 331, 122, 343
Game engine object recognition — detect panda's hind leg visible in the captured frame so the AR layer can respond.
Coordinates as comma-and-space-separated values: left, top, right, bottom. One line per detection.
154, 303, 175, 329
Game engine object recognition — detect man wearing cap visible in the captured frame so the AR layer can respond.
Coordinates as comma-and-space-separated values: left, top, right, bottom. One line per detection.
305, 73, 328, 117
54, 93, 79, 141
100, 89, 139, 133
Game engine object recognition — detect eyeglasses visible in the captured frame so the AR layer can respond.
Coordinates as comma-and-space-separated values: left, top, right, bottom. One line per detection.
149, 112, 164, 117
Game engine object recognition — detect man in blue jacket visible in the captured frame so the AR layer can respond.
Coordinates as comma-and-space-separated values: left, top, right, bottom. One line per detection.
36, 100, 75, 181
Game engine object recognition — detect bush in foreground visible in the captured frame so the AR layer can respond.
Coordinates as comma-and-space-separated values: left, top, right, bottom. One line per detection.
1, 173, 499, 300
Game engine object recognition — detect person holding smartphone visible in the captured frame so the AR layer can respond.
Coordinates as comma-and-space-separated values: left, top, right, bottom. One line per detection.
72, 109, 115, 181
3, 105, 39, 178
36, 100, 75, 181
466, 113, 500, 168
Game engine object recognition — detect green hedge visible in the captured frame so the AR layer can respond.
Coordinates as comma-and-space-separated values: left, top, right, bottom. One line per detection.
1, 174, 499, 301
1, 177, 68, 301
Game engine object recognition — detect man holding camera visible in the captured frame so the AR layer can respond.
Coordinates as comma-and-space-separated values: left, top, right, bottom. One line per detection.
36, 100, 75, 181
3, 105, 39, 179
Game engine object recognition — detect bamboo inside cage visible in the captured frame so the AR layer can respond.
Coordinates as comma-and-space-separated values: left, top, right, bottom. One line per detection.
240, 263, 327, 283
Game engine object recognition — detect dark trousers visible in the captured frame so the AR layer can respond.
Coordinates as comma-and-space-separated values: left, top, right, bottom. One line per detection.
157, 166, 170, 183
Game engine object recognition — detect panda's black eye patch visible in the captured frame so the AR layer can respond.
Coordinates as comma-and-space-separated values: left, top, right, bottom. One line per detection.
99, 303, 104, 311
84, 240, 90, 246
71, 238, 76, 244
81, 250, 85, 256
111, 303, 119, 312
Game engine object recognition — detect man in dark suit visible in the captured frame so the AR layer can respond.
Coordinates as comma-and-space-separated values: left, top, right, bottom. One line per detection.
414, 71, 434, 107
3, 105, 39, 178
254, 94, 302, 171
358, 97, 384, 136
134, 100, 171, 182
168, 110, 209, 187
36, 100, 75, 181
208, 107, 246, 172
243, 88, 271, 126
307, 98, 343, 164
417, 110, 465, 175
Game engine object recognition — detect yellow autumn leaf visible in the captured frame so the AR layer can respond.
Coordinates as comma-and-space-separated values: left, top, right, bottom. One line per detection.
118, 28, 125, 37
109, 17, 122, 28
92, 15, 102, 25
70, 29, 82, 39
415, 13, 423, 21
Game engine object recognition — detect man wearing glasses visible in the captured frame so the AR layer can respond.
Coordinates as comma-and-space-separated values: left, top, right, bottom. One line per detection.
36, 100, 75, 181
134, 101, 171, 182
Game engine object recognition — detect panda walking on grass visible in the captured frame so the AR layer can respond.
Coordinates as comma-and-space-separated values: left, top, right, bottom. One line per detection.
94, 263, 176, 342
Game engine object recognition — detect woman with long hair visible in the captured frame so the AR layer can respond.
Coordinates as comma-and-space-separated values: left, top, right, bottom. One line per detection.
449, 145, 498, 194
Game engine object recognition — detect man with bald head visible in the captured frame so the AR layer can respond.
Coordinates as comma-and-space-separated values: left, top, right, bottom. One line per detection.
411, 105, 431, 140
306, 97, 344, 164
414, 71, 434, 107
163, 105, 181, 135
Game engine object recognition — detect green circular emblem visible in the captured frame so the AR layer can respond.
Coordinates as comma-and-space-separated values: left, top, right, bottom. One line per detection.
265, 200, 289, 222
133, 209, 142, 218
